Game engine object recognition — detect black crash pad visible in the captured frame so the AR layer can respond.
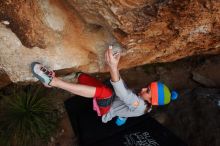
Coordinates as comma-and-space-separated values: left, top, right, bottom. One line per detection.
64, 96, 187, 146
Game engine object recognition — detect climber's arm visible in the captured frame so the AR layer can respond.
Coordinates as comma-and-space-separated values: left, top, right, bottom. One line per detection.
105, 46, 121, 82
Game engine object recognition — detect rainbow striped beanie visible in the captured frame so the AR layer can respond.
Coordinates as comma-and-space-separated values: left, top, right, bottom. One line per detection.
150, 82, 178, 105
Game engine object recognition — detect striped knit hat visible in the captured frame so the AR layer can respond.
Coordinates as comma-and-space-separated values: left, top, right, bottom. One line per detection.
150, 82, 178, 105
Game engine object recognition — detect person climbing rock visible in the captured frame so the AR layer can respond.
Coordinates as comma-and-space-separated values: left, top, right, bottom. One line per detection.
31, 45, 178, 125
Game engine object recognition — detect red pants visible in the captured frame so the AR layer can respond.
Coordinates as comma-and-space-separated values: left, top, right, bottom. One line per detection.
78, 73, 113, 116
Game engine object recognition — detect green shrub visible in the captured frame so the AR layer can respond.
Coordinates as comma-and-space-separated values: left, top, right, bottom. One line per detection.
0, 86, 59, 146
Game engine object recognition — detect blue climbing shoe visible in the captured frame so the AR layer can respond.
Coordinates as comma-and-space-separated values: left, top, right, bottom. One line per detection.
115, 117, 127, 126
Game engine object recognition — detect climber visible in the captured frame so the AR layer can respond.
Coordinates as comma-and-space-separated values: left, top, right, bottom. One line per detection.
31, 45, 178, 125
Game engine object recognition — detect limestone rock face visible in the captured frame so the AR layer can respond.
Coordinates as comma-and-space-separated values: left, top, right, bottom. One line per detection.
70, 0, 220, 67
0, 0, 219, 84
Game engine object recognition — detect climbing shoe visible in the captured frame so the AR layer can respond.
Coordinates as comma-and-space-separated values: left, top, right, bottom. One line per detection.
31, 62, 55, 87
115, 117, 127, 126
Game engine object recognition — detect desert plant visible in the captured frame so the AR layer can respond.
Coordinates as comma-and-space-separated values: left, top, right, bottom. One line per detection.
0, 86, 59, 146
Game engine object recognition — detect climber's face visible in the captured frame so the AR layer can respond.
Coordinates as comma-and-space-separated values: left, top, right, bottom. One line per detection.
139, 86, 152, 103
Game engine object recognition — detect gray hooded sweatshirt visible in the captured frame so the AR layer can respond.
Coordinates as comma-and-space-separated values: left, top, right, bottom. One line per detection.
102, 78, 147, 123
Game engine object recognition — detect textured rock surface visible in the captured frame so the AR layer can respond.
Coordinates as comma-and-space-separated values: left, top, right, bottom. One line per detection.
0, 69, 11, 88
0, 0, 220, 84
